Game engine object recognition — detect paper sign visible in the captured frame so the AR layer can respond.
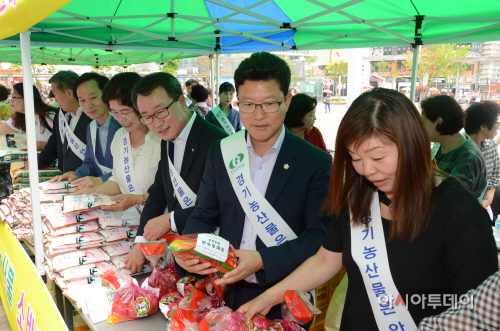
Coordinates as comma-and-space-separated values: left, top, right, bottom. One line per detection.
140, 277, 160, 298
194, 234, 229, 263
84, 286, 117, 324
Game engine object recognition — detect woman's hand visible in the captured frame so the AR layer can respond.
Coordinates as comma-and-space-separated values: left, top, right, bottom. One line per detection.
237, 291, 279, 318
72, 187, 96, 195
50, 171, 77, 183
71, 176, 103, 191
101, 194, 141, 211
174, 256, 218, 275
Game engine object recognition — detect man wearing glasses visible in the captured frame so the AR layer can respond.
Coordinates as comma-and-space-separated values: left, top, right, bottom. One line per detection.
176, 52, 332, 321
125, 72, 228, 273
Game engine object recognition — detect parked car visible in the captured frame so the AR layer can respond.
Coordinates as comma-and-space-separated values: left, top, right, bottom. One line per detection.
457, 95, 471, 104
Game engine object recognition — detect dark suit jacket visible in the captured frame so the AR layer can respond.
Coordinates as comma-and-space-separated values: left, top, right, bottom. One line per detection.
74, 116, 121, 182
183, 128, 332, 313
37, 108, 92, 172
137, 114, 228, 236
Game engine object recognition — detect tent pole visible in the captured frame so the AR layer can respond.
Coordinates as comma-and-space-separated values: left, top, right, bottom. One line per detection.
209, 54, 215, 106
20, 30, 44, 275
410, 45, 420, 102
455, 62, 461, 100
216, 50, 220, 105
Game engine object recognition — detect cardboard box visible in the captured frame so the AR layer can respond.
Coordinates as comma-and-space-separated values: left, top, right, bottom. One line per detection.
315, 281, 331, 309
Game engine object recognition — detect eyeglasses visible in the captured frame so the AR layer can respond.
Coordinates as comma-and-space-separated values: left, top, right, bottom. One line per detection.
109, 110, 136, 120
11, 96, 23, 100
139, 95, 179, 125
237, 97, 286, 114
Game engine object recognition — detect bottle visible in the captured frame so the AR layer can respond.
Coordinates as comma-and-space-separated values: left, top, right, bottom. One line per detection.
495, 215, 500, 237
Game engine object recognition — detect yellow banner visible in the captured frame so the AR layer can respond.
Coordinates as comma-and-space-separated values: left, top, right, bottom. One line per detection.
0, 0, 72, 40
0, 222, 67, 331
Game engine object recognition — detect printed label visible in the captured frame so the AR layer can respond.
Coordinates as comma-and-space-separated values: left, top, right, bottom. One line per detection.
194, 233, 229, 263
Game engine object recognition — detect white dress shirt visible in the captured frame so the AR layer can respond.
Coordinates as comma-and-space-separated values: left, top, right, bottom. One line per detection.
240, 125, 286, 283
135, 112, 196, 243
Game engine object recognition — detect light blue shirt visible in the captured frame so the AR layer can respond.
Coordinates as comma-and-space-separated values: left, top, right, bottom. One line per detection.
97, 115, 111, 157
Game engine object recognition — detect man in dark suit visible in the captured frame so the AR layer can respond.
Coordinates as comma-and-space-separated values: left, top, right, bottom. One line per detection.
38, 71, 93, 172
125, 72, 227, 273
176, 52, 332, 321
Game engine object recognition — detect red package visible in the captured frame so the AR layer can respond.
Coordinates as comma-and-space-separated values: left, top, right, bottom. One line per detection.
198, 306, 233, 331
166, 308, 198, 331
195, 278, 209, 295
249, 314, 269, 330
139, 241, 171, 298
177, 276, 197, 297
269, 320, 305, 331
108, 282, 159, 323
159, 289, 183, 321
227, 311, 249, 331
169, 233, 238, 273
207, 272, 226, 299
159, 268, 181, 289
282, 290, 321, 325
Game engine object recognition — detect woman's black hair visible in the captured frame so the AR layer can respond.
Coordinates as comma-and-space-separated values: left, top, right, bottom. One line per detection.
102, 72, 141, 114
219, 82, 235, 94
464, 101, 500, 135
0, 85, 10, 101
284, 93, 317, 128
12, 83, 55, 133
421, 95, 464, 135
190, 84, 209, 104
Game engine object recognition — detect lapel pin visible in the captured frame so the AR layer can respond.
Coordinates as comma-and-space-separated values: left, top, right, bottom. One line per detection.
192, 148, 194, 152
284, 164, 289, 170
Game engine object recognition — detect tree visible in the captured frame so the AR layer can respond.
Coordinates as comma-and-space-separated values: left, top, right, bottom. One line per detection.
161, 59, 180, 74
305, 52, 318, 76
279, 56, 298, 82
325, 60, 348, 97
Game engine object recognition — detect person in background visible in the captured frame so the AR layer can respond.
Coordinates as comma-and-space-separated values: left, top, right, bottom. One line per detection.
0, 85, 12, 121
184, 78, 198, 107
206, 87, 213, 108
421, 95, 487, 199
205, 82, 243, 135
38, 71, 93, 173
465, 101, 500, 220
51, 73, 121, 191
324, 93, 331, 113
239, 88, 498, 329
0, 83, 55, 150
284, 93, 327, 152
177, 52, 332, 321
73, 72, 161, 212
125, 72, 227, 273
189, 84, 211, 117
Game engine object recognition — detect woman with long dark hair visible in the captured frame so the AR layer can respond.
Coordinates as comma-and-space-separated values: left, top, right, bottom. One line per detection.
238, 88, 498, 330
0, 83, 55, 150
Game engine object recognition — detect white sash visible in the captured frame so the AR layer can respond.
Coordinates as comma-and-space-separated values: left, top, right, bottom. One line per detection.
167, 148, 197, 209
351, 192, 417, 331
211, 106, 235, 135
89, 120, 113, 176
220, 130, 297, 247
119, 130, 143, 212
58, 110, 86, 161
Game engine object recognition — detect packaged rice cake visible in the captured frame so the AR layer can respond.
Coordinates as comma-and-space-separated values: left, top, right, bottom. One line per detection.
45, 210, 98, 230
39, 181, 76, 194
63, 194, 115, 215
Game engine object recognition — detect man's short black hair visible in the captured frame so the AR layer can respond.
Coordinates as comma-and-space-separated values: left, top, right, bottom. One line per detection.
0, 85, 10, 101
465, 101, 500, 135
185, 79, 198, 88
132, 72, 183, 110
49, 70, 79, 94
284, 94, 317, 128
190, 84, 209, 104
102, 72, 141, 112
73, 72, 109, 99
219, 82, 235, 94
234, 52, 291, 97
421, 95, 464, 135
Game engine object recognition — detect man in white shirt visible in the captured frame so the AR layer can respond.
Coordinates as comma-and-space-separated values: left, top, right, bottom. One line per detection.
38, 71, 93, 173
176, 52, 332, 321
125, 72, 227, 273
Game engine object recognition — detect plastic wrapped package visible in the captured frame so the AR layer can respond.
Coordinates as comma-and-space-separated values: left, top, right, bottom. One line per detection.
198, 307, 233, 331
103, 269, 159, 324
45, 220, 99, 237
0, 204, 11, 218
101, 242, 134, 257
59, 262, 114, 281
47, 233, 104, 249
268, 320, 306, 331
63, 194, 115, 215
177, 287, 212, 322
249, 314, 270, 331
40, 203, 63, 216
282, 290, 321, 325
109, 254, 153, 274
138, 241, 171, 298
95, 209, 140, 229
47, 243, 103, 257
98, 226, 138, 243
50, 248, 110, 272
176, 276, 197, 298
165, 308, 198, 331
45, 210, 98, 230
44, 264, 56, 282
39, 181, 76, 193
40, 193, 66, 203
169, 233, 238, 273
159, 289, 183, 321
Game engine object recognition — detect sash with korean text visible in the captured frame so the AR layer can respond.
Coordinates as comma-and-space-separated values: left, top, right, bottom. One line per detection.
211, 106, 235, 135
220, 130, 297, 247
58, 109, 86, 160
351, 192, 417, 331
119, 130, 143, 212
89, 120, 113, 176
167, 148, 197, 209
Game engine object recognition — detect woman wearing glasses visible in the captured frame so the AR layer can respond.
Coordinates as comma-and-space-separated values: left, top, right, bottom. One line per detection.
0, 83, 55, 150
74, 72, 161, 211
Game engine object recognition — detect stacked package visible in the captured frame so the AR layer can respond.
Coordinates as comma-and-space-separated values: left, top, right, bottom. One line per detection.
12, 168, 62, 190
0, 188, 35, 243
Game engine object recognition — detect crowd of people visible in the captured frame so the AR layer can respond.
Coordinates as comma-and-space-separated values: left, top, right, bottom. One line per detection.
2, 51, 500, 330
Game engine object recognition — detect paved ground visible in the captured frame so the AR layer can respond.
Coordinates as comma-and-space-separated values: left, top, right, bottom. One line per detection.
313, 102, 348, 151
0, 298, 11, 331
